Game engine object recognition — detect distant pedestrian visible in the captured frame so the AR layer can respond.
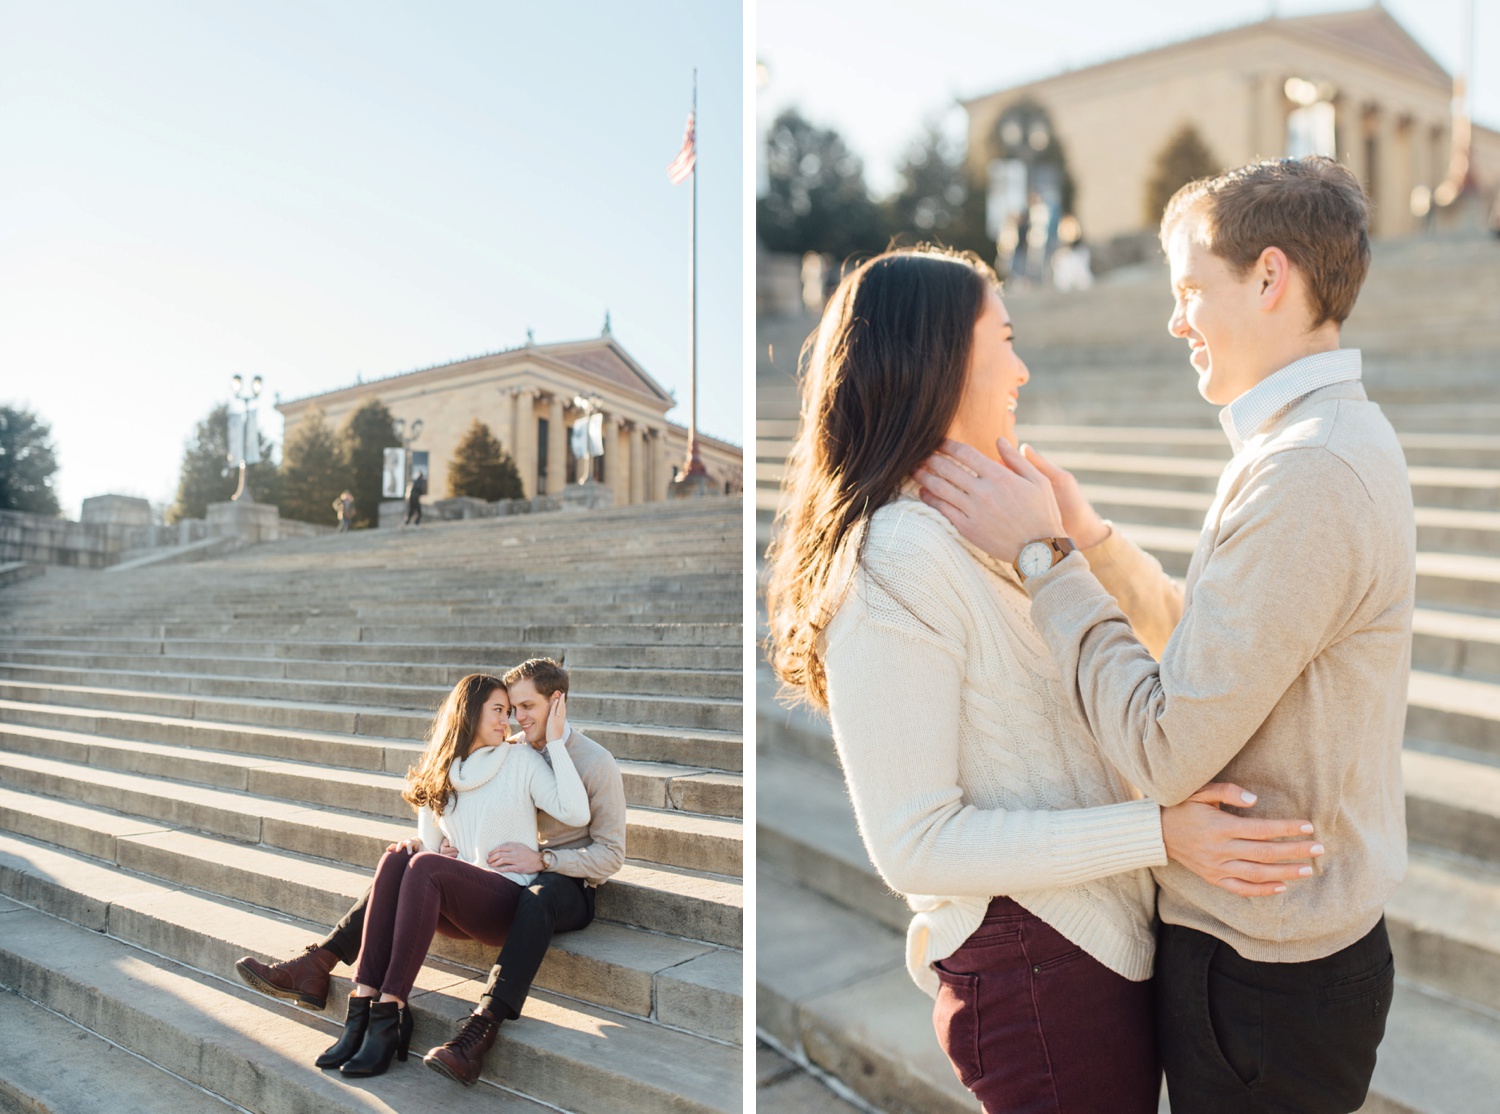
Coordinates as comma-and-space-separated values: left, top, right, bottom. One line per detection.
334, 491, 355, 533
404, 470, 427, 527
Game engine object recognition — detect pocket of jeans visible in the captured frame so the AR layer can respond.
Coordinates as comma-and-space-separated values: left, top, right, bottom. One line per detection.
1205, 957, 1263, 1087
1321, 951, 1395, 1005
932, 961, 984, 1088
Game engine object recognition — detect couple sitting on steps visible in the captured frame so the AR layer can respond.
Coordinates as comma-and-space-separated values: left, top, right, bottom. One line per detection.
235, 656, 626, 1087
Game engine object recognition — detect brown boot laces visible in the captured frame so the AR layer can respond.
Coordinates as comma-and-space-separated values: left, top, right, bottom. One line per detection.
449, 1013, 497, 1053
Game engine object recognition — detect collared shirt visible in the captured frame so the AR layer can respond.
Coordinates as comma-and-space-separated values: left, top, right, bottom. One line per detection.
1218, 348, 1363, 453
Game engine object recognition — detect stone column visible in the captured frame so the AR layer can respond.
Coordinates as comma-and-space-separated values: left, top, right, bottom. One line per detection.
1338, 96, 1368, 191
1255, 72, 1286, 159
1369, 105, 1399, 237
496, 388, 517, 457
514, 388, 538, 498
546, 395, 566, 495
1382, 112, 1414, 237
628, 422, 645, 505
652, 428, 671, 501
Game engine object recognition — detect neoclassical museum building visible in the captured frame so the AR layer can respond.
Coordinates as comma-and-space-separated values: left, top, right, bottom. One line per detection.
276, 326, 742, 505
963, 5, 1500, 248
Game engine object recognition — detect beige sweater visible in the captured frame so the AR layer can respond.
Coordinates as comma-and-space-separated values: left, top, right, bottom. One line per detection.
537, 727, 627, 887
821, 494, 1166, 997
1028, 381, 1414, 962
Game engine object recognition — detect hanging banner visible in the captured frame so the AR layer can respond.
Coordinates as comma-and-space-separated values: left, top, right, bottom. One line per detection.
382, 448, 407, 498
242, 410, 261, 465
227, 412, 245, 465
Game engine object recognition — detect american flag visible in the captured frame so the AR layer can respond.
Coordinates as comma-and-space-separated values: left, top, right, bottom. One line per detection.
667, 111, 695, 185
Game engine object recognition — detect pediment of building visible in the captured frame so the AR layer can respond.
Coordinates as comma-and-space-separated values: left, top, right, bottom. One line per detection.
962, 5, 1450, 107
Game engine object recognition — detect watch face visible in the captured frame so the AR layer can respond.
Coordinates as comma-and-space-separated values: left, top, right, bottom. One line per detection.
1018, 541, 1053, 579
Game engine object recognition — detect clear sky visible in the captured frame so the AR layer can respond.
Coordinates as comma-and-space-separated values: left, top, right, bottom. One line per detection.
758, 0, 1497, 196
0, 1, 742, 518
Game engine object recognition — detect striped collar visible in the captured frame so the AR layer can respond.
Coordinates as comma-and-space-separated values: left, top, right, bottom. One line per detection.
1218, 349, 1363, 454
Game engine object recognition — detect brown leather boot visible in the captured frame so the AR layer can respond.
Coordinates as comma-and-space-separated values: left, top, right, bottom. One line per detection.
422, 1010, 500, 1086
235, 944, 339, 1010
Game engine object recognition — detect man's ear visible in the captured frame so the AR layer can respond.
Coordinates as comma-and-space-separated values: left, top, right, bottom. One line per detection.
1256, 246, 1292, 309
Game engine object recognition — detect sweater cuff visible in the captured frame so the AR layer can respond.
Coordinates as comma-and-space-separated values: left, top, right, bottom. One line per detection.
1049, 798, 1167, 885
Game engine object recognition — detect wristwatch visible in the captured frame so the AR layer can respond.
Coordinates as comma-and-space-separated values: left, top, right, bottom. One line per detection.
1014, 536, 1076, 582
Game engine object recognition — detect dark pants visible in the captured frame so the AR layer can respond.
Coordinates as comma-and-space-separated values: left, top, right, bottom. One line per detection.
404, 498, 421, 525
1155, 918, 1393, 1114
354, 849, 522, 1003
932, 897, 1160, 1114
323, 863, 594, 1020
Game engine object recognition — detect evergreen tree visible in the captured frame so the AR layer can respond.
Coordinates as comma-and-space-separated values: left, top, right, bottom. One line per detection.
883, 118, 993, 259
0, 404, 61, 516
339, 400, 401, 528
278, 409, 348, 525
757, 107, 886, 261
166, 403, 279, 524
1144, 124, 1221, 228
447, 419, 524, 502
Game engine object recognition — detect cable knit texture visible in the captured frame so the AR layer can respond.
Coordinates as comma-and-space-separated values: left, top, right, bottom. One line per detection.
820, 490, 1166, 998
415, 729, 590, 887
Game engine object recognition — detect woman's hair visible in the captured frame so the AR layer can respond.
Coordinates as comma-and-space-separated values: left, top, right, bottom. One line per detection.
764, 245, 997, 709
403, 673, 506, 817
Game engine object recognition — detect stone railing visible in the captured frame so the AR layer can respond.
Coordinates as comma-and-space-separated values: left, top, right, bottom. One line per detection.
1, 495, 333, 573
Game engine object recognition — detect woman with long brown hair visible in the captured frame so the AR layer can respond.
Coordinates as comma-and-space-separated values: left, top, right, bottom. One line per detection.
316, 672, 588, 1078
764, 246, 1321, 1112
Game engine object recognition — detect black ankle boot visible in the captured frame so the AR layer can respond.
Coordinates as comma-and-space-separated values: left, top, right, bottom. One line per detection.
340, 1001, 413, 1077
316, 994, 373, 1068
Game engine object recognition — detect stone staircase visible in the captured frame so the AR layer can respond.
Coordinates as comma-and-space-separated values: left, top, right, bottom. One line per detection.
755, 238, 1500, 1113
0, 497, 743, 1114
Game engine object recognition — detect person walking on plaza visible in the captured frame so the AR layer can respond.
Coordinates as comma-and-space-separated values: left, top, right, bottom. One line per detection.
404, 468, 427, 527
918, 156, 1414, 1113
766, 244, 1322, 1113
234, 659, 626, 1085
333, 490, 355, 533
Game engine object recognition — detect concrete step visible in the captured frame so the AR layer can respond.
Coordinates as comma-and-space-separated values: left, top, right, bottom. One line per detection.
1385, 847, 1500, 1015
0, 986, 239, 1114
0, 662, 742, 732
1402, 748, 1500, 864
756, 869, 980, 1114
0, 694, 743, 774
0, 889, 737, 1114
0, 648, 742, 699
0, 819, 740, 1041
0, 618, 742, 649
0, 632, 742, 671
0, 671, 742, 738
0, 747, 742, 877
756, 1042, 865, 1114
0, 720, 740, 818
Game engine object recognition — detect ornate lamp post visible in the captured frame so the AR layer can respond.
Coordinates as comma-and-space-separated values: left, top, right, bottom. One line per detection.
393, 417, 424, 453
227, 374, 263, 503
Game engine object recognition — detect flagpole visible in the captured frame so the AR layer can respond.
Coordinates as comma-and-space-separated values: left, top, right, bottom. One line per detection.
683, 67, 706, 483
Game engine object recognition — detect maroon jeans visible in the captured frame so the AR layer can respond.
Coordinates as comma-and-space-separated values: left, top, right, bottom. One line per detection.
355, 848, 523, 1003
932, 897, 1160, 1114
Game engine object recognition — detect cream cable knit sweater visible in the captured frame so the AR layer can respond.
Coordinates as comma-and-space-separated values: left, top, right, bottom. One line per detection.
415, 730, 590, 887
820, 493, 1166, 997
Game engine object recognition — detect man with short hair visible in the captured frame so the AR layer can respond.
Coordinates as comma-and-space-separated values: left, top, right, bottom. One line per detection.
917, 157, 1414, 1111
236, 657, 626, 1088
